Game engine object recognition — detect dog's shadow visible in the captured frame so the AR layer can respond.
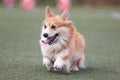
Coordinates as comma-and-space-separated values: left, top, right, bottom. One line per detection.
35, 65, 113, 76
45, 67, 98, 75
51, 66, 112, 75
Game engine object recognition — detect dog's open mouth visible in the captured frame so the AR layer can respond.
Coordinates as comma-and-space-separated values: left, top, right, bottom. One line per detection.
42, 33, 59, 45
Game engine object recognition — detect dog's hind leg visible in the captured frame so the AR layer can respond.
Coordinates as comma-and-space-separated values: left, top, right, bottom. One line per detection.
63, 60, 71, 73
78, 53, 85, 69
70, 60, 79, 72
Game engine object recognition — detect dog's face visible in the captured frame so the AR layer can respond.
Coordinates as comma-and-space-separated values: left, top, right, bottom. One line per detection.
40, 7, 73, 46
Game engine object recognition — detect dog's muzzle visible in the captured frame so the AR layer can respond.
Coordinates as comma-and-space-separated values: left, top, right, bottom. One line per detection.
42, 33, 59, 45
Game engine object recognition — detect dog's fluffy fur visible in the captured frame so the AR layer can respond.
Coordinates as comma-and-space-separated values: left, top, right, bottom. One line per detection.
39, 7, 86, 73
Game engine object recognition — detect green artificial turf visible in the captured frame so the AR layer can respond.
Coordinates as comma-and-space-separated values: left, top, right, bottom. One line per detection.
0, 7, 120, 80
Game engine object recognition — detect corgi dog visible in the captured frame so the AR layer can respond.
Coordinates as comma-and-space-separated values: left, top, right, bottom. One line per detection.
39, 7, 86, 73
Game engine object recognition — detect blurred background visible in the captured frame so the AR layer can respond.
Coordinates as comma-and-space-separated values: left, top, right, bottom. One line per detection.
0, 0, 120, 10
0, 0, 120, 80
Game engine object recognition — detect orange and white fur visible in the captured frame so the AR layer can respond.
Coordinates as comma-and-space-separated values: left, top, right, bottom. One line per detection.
39, 7, 86, 73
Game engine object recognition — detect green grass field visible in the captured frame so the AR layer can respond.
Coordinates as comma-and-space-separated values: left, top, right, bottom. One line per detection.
0, 7, 120, 80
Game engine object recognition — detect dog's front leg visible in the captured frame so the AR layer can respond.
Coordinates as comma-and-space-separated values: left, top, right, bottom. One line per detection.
53, 57, 70, 73
43, 56, 53, 71
53, 57, 64, 71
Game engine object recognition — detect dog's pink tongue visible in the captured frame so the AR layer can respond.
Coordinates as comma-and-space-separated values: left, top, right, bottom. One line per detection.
42, 38, 53, 44
42, 39, 50, 44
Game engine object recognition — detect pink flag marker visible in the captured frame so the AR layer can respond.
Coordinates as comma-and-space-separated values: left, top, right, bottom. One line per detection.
4, 0, 14, 9
58, 0, 70, 10
21, 0, 35, 11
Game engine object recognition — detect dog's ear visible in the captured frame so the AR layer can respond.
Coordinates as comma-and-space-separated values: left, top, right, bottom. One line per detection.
45, 7, 55, 17
61, 10, 69, 21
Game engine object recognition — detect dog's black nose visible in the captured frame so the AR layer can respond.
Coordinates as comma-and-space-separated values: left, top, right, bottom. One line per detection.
43, 33, 48, 38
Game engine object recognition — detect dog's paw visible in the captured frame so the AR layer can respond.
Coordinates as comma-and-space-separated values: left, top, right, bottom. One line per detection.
43, 57, 53, 71
79, 64, 86, 69
71, 66, 79, 72
53, 64, 63, 71
53, 60, 64, 71
45, 63, 53, 71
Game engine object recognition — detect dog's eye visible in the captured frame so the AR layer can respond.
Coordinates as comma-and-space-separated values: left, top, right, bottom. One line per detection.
44, 25, 47, 29
51, 25, 56, 29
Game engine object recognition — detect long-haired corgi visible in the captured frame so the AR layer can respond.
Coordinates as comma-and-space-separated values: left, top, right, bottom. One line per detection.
39, 7, 86, 73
